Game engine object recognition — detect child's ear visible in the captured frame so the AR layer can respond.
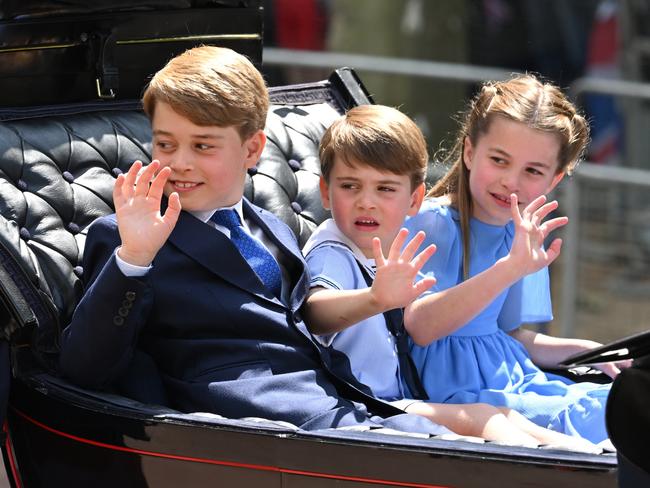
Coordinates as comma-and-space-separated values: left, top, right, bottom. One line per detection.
462, 136, 473, 171
319, 176, 331, 210
406, 183, 426, 217
243, 130, 267, 169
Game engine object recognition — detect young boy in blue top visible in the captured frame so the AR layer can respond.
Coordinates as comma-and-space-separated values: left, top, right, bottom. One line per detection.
58, 46, 452, 435
303, 104, 599, 449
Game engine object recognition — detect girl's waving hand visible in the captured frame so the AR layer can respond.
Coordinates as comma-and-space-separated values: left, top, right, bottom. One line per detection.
507, 194, 568, 275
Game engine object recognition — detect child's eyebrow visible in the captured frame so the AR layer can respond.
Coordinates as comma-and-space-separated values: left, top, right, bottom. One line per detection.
193, 134, 226, 140
489, 147, 511, 158
152, 129, 224, 140
490, 147, 553, 168
335, 176, 405, 185
528, 161, 553, 170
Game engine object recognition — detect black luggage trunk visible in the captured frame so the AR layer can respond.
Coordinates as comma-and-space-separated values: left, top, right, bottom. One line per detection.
0, 1, 262, 107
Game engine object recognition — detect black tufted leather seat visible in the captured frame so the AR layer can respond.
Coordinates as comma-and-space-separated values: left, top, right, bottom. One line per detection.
0, 69, 371, 371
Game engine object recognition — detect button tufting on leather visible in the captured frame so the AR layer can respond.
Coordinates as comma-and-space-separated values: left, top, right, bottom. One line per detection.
0, 110, 154, 347
0, 103, 342, 349
290, 202, 302, 214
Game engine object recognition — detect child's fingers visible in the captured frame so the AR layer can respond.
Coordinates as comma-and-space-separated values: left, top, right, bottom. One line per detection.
596, 362, 620, 379
411, 244, 436, 272
545, 237, 563, 264
522, 194, 546, 221
388, 228, 409, 262
372, 237, 386, 267
412, 276, 436, 296
120, 161, 143, 199
120, 161, 142, 200
531, 200, 559, 226
113, 173, 126, 206
134, 161, 159, 197
510, 194, 523, 225
616, 359, 633, 371
162, 191, 182, 228
539, 216, 568, 237
400, 230, 425, 262
148, 165, 171, 202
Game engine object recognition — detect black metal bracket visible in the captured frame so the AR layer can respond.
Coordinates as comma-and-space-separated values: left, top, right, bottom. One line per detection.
90, 29, 119, 99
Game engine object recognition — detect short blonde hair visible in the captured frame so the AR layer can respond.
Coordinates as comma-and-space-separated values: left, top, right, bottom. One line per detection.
319, 104, 428, 190
142, 46, 269, 139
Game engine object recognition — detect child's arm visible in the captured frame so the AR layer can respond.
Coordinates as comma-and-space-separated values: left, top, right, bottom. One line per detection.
508, 327, 630, 378
113, 160, 181, 266
405, 195, 567, 346
304, 229, 436, 335
59, 160, 182, 387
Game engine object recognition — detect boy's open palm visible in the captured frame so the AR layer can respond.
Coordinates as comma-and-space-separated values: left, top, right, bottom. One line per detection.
509, 194, 568, 276
371, 229, 437, 311
113, 160, 182, 266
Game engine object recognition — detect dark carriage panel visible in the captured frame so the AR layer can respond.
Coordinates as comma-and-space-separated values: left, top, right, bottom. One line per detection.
6, 375, 617, 488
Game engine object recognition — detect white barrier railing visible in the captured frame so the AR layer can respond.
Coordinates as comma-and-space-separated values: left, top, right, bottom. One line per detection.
264, 47, 650, 339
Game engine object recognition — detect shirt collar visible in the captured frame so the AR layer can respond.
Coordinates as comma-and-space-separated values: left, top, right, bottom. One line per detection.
192, 200, 245, 225
303, 218, 375, 269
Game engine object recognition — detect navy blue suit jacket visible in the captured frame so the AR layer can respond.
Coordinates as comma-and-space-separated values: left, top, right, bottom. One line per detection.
59, 199, 441, 433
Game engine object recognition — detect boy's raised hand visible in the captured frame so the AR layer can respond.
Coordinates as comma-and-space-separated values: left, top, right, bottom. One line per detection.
113, 160, 181, 266
370, 229, 437, 311
508, 194, 568, 276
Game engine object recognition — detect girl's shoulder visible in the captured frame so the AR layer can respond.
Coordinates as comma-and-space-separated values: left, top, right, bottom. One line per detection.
406, 197, 460, 235
405, 197, 462, 260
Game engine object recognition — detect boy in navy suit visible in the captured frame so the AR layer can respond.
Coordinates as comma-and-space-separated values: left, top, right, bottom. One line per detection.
59, 46, 449, 434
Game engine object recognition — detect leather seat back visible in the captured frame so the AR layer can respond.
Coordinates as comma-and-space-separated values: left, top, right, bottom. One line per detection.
0, 69, 371, 364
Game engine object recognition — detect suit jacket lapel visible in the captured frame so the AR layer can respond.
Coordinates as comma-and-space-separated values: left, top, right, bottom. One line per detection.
168, 210, 280, 305
242, 200, 310, 312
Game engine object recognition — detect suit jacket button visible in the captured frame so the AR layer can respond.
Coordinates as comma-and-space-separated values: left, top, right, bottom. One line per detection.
121, 300, 133, 309
113, 316, 125, 326
125, 291, 136, 301
293, 312, 302, 323
118, 307, 129, 317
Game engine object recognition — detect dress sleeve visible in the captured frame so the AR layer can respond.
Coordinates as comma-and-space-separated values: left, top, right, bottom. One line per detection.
405, 201, 462, 293
498, 266, 553, 331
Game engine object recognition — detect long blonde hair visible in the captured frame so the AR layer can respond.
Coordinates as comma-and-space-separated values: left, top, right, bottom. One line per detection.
429, 74, 590, 279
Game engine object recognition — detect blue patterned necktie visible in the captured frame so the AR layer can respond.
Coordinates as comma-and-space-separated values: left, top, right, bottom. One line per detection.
211, 209, 282, 297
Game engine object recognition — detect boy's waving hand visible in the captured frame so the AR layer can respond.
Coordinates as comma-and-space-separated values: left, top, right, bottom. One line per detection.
114, 160, 181, 266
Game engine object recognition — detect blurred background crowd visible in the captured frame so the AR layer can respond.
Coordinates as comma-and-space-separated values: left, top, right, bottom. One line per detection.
260, 0, 650, 346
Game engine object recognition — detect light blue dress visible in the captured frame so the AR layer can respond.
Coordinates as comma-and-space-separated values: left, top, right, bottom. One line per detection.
405, 198, 611, 443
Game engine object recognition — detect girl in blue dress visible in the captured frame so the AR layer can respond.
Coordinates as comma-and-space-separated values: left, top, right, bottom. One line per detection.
404, 74, 626, 445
